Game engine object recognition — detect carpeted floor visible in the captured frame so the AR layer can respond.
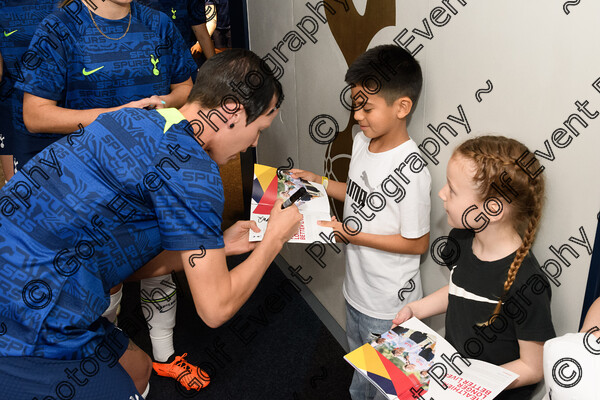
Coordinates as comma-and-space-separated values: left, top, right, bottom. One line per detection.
119, 254, 353, 400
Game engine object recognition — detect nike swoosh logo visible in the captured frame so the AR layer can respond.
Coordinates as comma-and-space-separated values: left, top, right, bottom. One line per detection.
82, 66, 104, 76
4, 30, 17, 37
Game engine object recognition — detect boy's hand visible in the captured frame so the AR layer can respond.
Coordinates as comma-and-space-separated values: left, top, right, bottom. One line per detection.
317, 216, 344, 238
391, 305, 414, 329
289, 169, 321, 183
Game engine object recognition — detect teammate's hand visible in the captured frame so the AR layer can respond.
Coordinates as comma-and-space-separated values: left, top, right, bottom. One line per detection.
289, 169, 321, 183
264, 199, 303, 245
223, 220, 260, 256
150, 95, 166, 109
391, 305, 414, 329
123, 96, 165, 110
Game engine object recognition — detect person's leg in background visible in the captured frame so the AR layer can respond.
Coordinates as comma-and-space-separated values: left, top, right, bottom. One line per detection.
140, 274, 178, 363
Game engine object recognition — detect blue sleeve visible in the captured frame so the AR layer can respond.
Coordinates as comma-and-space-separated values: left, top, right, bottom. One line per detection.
147, 130, 224, 250
188, 0, 207, 25
160, 12, 197, 84
15, 14, 69, 102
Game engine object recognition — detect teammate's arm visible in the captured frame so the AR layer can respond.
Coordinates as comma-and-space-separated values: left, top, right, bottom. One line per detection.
191, 23, 215, 58
22, 93, 165, 134
156, 78, 194, 109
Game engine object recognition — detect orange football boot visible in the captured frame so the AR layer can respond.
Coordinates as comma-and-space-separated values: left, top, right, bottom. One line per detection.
153, 353, 210, 391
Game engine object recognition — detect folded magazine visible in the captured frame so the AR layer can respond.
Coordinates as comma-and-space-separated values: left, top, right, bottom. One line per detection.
344, 317, 518, 399
249, 164, 333, 243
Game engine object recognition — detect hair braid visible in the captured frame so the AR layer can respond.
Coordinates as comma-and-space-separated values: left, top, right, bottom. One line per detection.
454, 136, 545, 323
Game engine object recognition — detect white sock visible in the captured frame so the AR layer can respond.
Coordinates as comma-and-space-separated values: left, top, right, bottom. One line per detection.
101, 286, 122, 324
140, 274, 177, 362
141, 382, 150, 399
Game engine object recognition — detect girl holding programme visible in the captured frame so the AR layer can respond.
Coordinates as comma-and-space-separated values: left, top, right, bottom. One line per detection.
393, 136, 555, 400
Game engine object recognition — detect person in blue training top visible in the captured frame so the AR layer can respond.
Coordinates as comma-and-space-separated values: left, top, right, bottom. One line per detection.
0, 48, 300, 400
14, 1, 202, 382
101, 0, 214, 375
15, 0, 197, 166
0, 0, 59, 179
138, 0, 216, 61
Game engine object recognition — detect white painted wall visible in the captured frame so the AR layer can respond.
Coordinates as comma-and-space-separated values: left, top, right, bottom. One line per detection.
247, 1, 600, 397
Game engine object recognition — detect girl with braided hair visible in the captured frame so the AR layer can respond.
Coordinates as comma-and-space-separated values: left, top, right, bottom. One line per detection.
393, 136, 556, 399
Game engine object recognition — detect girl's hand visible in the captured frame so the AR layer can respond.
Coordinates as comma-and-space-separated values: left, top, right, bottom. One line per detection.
392, 305, 414, 328
289, 168, 321, 183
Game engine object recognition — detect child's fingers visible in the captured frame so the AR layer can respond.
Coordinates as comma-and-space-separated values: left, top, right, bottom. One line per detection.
317, 220, 335, 227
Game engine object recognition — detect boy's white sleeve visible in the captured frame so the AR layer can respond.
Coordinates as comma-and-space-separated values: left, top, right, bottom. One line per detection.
398, 152, 431, 239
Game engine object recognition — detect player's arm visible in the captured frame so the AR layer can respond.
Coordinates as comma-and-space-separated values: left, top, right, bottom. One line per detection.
181, 200, 302, 328
158, 78, 194, 109
22, 93, 165, 134
191, 23, 215, 58
392, 285, 449, 327
290, 168, 346, 202
501, 340, 545, 389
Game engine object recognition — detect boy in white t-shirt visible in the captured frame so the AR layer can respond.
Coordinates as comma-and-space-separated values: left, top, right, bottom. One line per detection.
292, 44, 431, 400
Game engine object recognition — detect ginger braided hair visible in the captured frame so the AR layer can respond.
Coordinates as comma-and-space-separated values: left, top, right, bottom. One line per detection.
454, 136, 545, 322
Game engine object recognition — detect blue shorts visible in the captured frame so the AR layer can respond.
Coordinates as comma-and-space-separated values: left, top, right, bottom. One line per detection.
0, 324, 143, 400
0, 103, 15, 156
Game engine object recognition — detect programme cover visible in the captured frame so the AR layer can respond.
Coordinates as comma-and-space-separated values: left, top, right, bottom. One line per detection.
344, 317, 518, 399
249, 164, 333, 243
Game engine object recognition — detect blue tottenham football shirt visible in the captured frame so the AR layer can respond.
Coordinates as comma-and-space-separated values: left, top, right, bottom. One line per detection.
137, 0, 207, 48
0, 0, 59, 152
0, 108, 224, 360
15, 0, 197, 132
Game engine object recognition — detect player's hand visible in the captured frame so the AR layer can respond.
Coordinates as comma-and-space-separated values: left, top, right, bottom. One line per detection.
289, 169, 321, 183
392, 305, 414, 329
264, 199, 303, 245
223, 220, 261, 256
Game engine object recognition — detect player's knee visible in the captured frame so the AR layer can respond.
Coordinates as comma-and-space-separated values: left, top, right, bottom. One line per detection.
141, 351, 152, 383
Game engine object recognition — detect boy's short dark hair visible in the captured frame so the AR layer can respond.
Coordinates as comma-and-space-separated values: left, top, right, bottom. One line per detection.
345, 44, 422, 112
188, 48, 283, 124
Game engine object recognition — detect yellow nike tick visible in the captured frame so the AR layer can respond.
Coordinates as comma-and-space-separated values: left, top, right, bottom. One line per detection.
82, 66, 105, 76
3, 30, 18, 37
